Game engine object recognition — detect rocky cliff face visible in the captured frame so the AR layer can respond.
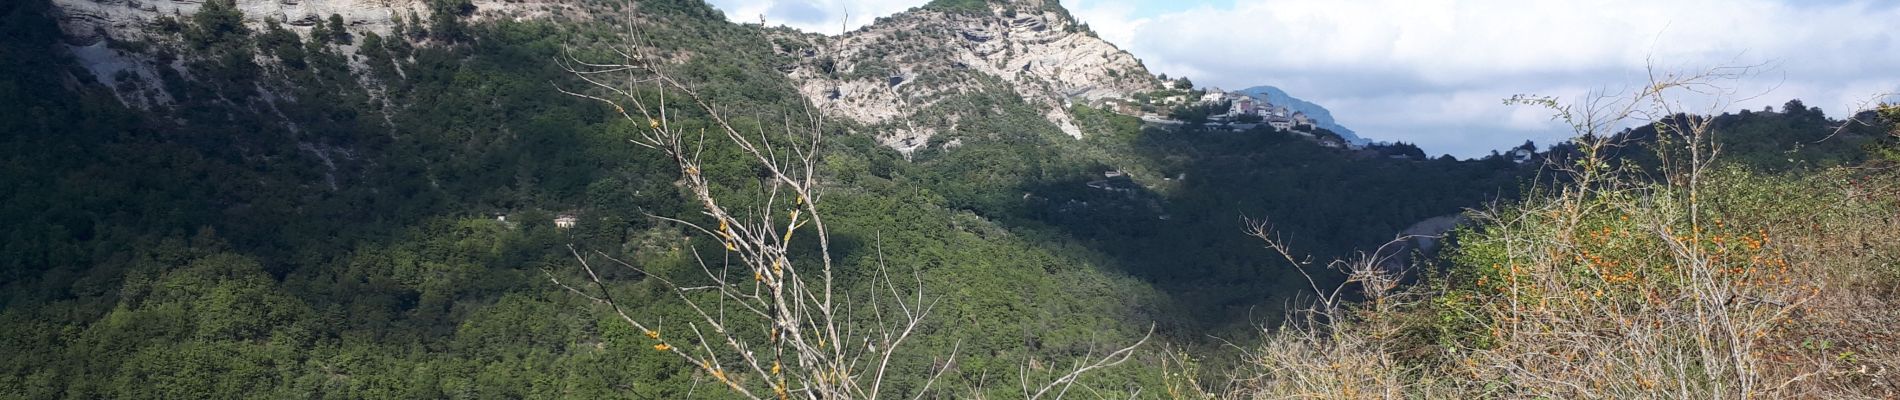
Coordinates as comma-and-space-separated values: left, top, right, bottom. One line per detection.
53, 0, 408, 108
776, 1, 1159, 154
50, 0, 1160, 155
48, 0, 572, 108
51, 0, 580, 43
53, 0, 423, 44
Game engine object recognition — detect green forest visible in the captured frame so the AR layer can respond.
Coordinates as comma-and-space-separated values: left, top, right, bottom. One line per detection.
2, 0, 1896, 398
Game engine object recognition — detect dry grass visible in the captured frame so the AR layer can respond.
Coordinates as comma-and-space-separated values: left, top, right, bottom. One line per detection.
1214, 76, 1900, 399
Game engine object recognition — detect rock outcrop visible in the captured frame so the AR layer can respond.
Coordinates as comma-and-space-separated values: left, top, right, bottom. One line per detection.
776, 1, 1159, 155
48, 0, 575, 45
47, 0, 574, 108
52, 0, 427, 44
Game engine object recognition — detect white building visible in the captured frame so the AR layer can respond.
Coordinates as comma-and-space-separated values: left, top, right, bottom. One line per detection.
1509, 148, 1535, 164
1200, 91, 1227, 103
1267, 116, 1293, 131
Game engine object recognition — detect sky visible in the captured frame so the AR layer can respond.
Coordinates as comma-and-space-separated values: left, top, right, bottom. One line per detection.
704, 0, 1900, 157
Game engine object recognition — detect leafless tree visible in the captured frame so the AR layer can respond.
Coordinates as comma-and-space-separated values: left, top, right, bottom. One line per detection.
1462, 61, 1858, 399
1231, 218, 1423, 399
544, 25, 1149, 398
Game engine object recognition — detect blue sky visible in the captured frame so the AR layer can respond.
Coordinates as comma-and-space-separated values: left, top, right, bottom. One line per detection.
705, 0, 1900, 157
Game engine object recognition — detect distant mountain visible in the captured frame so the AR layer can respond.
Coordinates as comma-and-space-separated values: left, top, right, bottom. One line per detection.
1237, 85, 1364, 144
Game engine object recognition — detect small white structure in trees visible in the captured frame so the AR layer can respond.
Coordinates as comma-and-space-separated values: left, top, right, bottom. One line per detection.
554, 214, 578, 229
1510, 148, 1536, 164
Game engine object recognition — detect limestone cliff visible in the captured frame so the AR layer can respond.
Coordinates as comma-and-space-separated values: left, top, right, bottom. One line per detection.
50, 0, 572, 43
775, 0, 1160, 154
47, 0, 575, 108
55, 0, 419, 44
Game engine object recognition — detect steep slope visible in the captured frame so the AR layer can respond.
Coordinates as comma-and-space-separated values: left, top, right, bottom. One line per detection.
774, 0, 1159, 154
1239, 85, 1363, 143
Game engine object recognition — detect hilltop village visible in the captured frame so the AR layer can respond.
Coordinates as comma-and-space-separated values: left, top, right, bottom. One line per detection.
1094, 79, 1361, 149
1092, 79, 1546, 163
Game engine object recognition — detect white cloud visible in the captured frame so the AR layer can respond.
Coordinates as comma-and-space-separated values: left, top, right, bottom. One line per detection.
705, 0, 1900, 157
1069, 0, 1900, 156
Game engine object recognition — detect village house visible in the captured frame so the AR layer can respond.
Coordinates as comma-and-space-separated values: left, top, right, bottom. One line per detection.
1267, 115, 1294, 131
1199, 88, 1227, 103
554, 214, 578, 229
1230, 98, 1256, 116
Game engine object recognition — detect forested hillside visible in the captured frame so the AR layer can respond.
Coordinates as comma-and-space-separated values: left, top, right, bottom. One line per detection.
3, 0, 1893, 398
0, 0, 1533, 396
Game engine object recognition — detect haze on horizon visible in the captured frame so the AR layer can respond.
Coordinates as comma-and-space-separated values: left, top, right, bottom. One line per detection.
705, 0, 1900, 158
